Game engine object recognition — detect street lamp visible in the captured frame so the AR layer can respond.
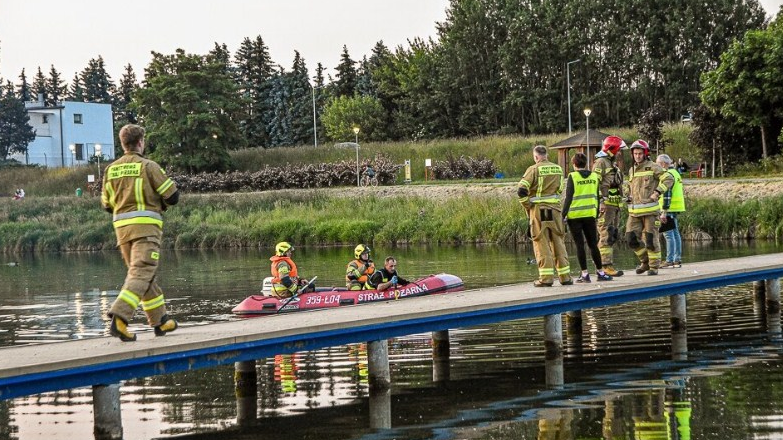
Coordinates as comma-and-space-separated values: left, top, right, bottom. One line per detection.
353, 127, 360, 187
68, 143, 76, 166
311, 84, 323, 148
583, 108, 592, 166
94, 144, 102, 183
567, 59, 581, 135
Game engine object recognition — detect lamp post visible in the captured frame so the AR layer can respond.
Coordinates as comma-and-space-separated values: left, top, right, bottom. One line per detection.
94, 144, 102, 183
311, 84, 322, 148
583, 108, 592, 167
68, 143, 76, 166
353, 127, 360, 187
567, 59, 581, 135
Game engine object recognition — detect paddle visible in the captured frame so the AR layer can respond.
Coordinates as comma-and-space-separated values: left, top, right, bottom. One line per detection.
276, 276, 317, 314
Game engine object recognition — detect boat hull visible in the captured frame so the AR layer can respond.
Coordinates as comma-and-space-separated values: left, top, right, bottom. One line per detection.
232, 273, 464, 316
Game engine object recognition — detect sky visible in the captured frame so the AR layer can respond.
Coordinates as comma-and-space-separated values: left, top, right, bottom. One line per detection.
0, 0, 781, 85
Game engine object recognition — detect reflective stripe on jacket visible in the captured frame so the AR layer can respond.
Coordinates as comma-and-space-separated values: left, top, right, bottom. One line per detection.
518, 161, 564, 210
346, 259, 376, 290
628, 159, 673, 216
659, 168, 686, 212
566, 171, 599, 219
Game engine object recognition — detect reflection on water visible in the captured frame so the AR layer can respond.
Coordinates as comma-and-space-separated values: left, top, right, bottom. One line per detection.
1, 242, 783, 439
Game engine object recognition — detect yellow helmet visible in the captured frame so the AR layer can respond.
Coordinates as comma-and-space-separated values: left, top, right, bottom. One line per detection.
354, 244, 370, 259
276, 242, 294, 256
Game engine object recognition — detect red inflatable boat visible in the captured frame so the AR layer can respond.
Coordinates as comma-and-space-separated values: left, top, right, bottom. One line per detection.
232, 273, 464, 316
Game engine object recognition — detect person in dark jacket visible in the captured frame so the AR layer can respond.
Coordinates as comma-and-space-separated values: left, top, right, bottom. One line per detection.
562, 153, 613, 283
369, 256, 409, 291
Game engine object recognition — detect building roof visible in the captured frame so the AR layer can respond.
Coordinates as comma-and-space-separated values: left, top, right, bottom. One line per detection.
549, 129, 614, 149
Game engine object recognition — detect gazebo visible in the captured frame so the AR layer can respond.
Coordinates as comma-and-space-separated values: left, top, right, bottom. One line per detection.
549, 129, 613, 174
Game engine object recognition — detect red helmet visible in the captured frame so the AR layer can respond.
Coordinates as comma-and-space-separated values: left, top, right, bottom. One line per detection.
630, 139, 650, 156
601, 136, 627, 156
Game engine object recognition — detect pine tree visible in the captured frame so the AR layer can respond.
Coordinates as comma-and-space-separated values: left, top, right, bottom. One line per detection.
265, 67, 292, 147
46, 65, 67, 105
334, 45, 357, 98
32, 67, 47, 104
80, 56, 115, 104
234, 35, 275, 148
16, 69, 31, 102
313, 62, 327, 144
288, 51, 314, 145
68, 73, 84, 101
0, 81, 36, 161
356, 56, 374, 97
207, 42, 232, 75
114, 64, 139, 157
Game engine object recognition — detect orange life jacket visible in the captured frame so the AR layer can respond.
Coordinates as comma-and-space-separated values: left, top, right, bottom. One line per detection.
270, 256, 298, 283
346, 259, 376, 289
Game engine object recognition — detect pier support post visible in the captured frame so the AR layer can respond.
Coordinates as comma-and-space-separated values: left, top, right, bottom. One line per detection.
670, 294, 687, 331
671, 330, 688, 361
93, 384, 122, 440
432, 330, 450, 383
367, 339, 391, 392
754, 280, 766, 299
544, 314, 563, 359
234, 360, 257, 425
766, 278, 781, 314
369, 388, 392, 429
565, 310, 582, 333
545, 355, 564, 389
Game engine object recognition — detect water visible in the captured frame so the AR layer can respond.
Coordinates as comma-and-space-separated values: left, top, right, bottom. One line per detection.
1, 241, 782, 439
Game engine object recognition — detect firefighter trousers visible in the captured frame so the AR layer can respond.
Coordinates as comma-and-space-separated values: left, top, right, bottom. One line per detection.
625, 214, 662, 269
109, 236, 168, 326
530, 205, 571, 284
597, 205, 621, 266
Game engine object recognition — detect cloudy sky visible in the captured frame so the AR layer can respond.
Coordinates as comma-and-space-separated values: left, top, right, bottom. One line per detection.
0, 0, 780, 83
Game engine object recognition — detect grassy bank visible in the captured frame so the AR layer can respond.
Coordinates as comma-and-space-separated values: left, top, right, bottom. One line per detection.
2, 191, 782, 253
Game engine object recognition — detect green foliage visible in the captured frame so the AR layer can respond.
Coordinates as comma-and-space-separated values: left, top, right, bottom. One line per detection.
134, 49, 244, 173
322, 95, 387, 142
334, 45, 358, 98
0, 82, 36, 161
79, 56, 115, 104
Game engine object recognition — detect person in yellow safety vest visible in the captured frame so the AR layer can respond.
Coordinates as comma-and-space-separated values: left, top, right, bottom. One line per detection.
562, 153, 613, 283
593, 135, 628, 277
656, 154, 686, 269
270, 242, 313, 298
346, 244, 376, 290
101, 124, 179, 342
625, 140, 674, 276
518, 145, 572, 287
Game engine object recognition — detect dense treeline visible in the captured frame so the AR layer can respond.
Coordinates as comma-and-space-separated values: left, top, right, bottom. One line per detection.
0, 0, 772, 172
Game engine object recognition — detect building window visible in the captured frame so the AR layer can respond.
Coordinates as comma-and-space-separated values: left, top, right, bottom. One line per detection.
42, 115, 48, 124
74, 114, 83, 124
75, 143, 84, 161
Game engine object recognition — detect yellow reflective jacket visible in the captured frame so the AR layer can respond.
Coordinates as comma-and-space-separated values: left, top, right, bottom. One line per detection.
627, 159, 673, 217
518, 160, 564, 211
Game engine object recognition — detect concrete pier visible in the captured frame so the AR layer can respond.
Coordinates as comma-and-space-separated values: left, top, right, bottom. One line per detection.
545, 356, 564, 389
544, 314, 563, 358
670, 294, 687, 331
367, 340, 391, 391
432, 330, 450, 382
369, 388, 392, 429
671, 330, 688, 361
565, 310, 582, 333
92, 384, 122, 440
765, 278, 781, 313
234, 360, 257, 425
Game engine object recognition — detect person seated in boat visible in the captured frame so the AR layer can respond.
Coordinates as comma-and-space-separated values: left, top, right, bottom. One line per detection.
369, 256, 410, 291
346, 244, 376, 290
270, 241, 313, 298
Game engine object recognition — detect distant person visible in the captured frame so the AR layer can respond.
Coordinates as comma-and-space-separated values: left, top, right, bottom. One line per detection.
676, 158, 690, 175
270, 242, 313, 298
365, 165, 376, 178
102, 124, 179, 342
346, 244, 376, 290
657, 154, 686, 268
561, 153, 612, 283
12, 188, 24, 200
518, 145, 572, 287
369, 256, 410, 291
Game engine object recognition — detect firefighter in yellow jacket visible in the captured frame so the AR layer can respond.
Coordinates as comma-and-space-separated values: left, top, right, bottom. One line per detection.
518, 145, 572, 287
625, 140, 674, 276
101, 124, 179, 341
592, 135, 628, 277
346, 244, 376, 290
270, 241, 313, 298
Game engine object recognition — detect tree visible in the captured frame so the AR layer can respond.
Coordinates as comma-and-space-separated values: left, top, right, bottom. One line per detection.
637, 103, 667, 153
133, 49, 244, 172
334, 45, 357, 98
68, 73, 84, 101
321, 95, 387, 142
114, 64, 139, 157
32, 67, 47, 104
46, 65, 67, 105
234, 35, 275, 148
16, 69, 31, 102
701, 22, 783, 159
0, 81, 36, 161
80, 56, 115, 104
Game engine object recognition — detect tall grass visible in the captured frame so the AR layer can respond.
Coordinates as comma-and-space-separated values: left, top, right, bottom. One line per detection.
2, 190, 781, 253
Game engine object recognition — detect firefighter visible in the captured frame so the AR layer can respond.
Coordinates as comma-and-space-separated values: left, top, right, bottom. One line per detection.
625, 140, 674, 275
592, 135, 628, 277
518, 145, 572, 287
102, 124, 179, 342
346, 244, 376, 290
270, 242, 313, 298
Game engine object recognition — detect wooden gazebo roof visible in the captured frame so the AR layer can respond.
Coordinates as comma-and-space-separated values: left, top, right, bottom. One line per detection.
549, 129, 615, 174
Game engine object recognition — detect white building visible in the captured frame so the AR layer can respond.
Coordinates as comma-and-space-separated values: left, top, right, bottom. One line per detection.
11, 98, 115, 168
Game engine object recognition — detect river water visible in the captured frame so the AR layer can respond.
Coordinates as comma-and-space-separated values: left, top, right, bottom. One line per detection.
1, 241, 783, 440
